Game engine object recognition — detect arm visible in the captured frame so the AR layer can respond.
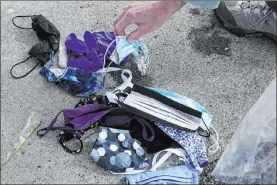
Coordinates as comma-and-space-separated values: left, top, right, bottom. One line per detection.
114, 0, 185, 41
113, 1, 220, 41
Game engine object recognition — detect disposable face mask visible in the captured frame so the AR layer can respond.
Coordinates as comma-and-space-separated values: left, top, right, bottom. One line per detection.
102, 36, 150, 76
10, 15, 60, 79
106, 71, 220, 155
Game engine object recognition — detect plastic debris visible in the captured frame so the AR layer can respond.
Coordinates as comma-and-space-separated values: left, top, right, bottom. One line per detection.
212, 78, 276, 184
1, 112, 42, 167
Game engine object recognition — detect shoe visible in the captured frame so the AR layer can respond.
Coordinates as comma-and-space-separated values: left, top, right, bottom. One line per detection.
214, 1, 276, 42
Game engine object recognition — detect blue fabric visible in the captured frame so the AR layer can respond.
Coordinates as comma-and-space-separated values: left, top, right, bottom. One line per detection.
109, 36, 147, 65
125, 165, 199, 184
40, 65, 103, 97
185, 0, 220, 9
155, 122, 208, 170
90, 127, 151, 173
146, 88, 211, 170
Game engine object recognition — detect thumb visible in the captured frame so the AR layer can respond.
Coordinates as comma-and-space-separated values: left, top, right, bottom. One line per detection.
127, 25, 148, 42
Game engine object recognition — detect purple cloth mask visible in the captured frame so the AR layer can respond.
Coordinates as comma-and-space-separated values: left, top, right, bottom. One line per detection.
37, 104, 154, 142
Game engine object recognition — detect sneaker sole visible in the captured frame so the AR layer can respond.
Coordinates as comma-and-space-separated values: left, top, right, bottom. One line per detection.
214, 9, 277, 43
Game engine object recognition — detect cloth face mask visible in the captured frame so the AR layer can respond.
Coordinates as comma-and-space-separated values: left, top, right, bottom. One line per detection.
90, 127, 151, 174
125, 148, 199, 184
155, 122, 209, 171
125, 164, 199, 184
10, 14, 60, 79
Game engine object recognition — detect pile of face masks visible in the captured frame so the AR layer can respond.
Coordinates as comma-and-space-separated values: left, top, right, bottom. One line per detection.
11, 14, 219, 184
37, 70, 219, 184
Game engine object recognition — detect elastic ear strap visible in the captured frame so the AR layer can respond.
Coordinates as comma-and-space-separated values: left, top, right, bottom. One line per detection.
198, 118, 211, 138
12, 16, 33, 29
114, 70, 133, 93
102, 39, 117, 77
208, 124, 220, 154
59, 133, 83, 154
10, 56, 39, 79
37, 110, 63, 137
151, 148, 187, 171
151, 151, 173, 171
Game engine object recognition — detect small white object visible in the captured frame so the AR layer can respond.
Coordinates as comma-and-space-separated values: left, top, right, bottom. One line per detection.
110, 144, 118, 152
133, 142, 140, 150
97, 147, 106, 156
118, 134, 126, 142
98, 131, 108, 141
125, 168, 135, 172
58, 41, 68, 68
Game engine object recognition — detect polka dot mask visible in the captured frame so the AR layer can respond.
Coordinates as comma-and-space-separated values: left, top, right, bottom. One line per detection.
90, 127, 151, 174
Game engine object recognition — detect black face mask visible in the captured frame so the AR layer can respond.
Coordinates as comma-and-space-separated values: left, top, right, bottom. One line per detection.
10, 14, 60, 79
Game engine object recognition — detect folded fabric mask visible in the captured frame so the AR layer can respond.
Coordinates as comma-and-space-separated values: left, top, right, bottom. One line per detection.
155, 122, 209, 171
10, 14, 60, 79
37, 101, 156, 154
74, 95, 177, 154
125, 164, 199, 184
106, 73, 220, 163
106, 36, 150, 75
90, 127, 151, 174
124, 147, 198, 184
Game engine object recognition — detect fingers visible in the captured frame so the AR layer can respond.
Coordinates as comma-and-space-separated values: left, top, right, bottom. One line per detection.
114, 11, 135, 36
127, 24, 149, 41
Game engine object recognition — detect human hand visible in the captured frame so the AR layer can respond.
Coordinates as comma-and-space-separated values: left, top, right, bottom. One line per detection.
114, 0, 185, 41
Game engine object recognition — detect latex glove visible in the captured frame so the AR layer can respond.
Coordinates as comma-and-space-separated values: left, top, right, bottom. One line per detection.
114, 1, 185, 41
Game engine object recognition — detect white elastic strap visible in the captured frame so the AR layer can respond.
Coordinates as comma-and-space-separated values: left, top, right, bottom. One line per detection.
105, 91, 119, 104
110, 169, 147, 175
208, 124, 220, 154
96, 67, 122, 74
143, 44, 150, 67
110, 148, 187, 175
150, 148, 187, 171
114, 69, 133, 93
105, 69, 133, 105
101, 39, 117, 77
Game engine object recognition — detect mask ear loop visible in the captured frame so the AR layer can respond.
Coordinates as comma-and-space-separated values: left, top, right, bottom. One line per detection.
102, 39, 117, 77
198, 118, 220, 154
208, 124, 220, 154
10, 56, 39, 79
198, 118, 211, 137
143, 44, 150, 67
12, 16, 33, 29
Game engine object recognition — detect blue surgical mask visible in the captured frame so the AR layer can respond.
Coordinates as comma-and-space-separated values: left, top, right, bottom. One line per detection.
109, 36, 149, 75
